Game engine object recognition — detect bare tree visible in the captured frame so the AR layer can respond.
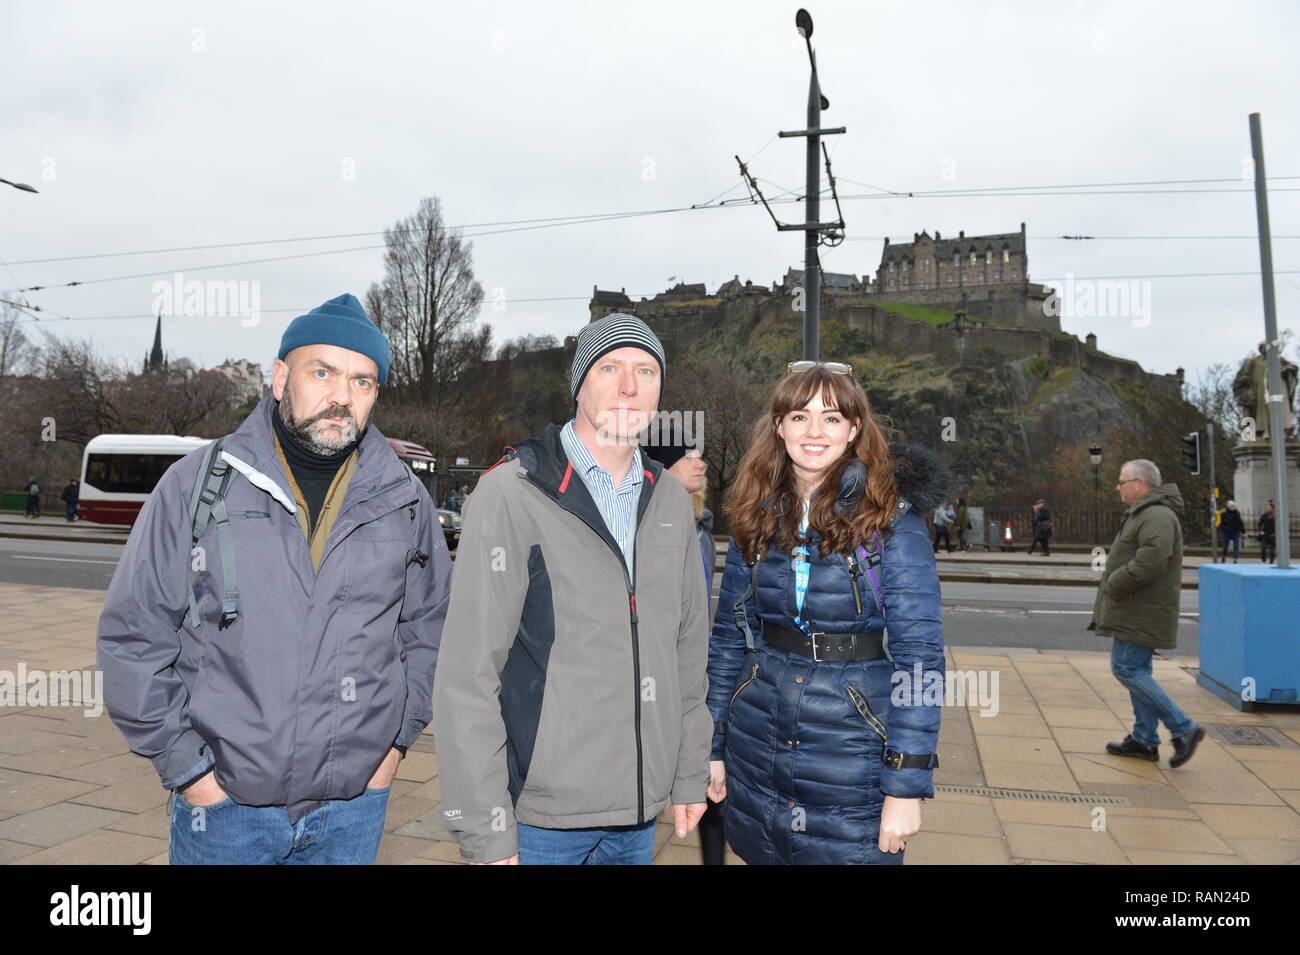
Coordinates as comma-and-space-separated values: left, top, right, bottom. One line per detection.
0, 302, 32, 379
367, 196, 486, 399
34, 331, 127, 444
365, 196, 490, 465
116, 361, 240, 436
497, 333, 560, 361
1185, 362, 1240, 436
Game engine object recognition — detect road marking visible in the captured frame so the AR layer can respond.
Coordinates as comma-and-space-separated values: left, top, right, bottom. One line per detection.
10, 555, 117, 565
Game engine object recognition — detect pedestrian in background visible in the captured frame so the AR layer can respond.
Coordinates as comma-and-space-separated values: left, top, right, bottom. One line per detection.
1258, 500, 1276, 564
1028, 500, 1052, 556
61, 477, 80, 522
954, 497, 972, 551
25, 477, 41, 518
1219, 500, 1244, 564
932, 499, 955, 553
644, 427, 726, 865
1089, 458, 1204, 768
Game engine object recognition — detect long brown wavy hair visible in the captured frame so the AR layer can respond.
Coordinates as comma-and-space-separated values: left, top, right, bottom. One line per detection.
728, 366, 899, 562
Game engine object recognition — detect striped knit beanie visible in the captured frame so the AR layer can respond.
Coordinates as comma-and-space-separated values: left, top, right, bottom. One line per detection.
569, 312, 666, 402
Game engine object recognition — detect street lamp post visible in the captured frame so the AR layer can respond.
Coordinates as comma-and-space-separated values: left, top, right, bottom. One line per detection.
737, 9, 845, 363
1089, 443, 1103, 546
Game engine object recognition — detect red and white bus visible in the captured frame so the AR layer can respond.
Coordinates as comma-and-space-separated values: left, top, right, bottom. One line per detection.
78, 434, 211, 525
79, 433, 443, 527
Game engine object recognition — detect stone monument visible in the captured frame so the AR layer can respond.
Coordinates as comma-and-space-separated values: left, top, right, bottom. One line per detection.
1231, 343, 1300, 517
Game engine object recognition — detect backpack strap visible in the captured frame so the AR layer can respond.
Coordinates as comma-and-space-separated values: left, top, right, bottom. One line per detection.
855, 530, 895, 663
733, 553, 761, 652
185, 437, 240, 630
856, 530, 886, 615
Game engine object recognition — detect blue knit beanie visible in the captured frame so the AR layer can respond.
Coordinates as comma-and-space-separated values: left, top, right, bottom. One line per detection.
278, 293, 390, 385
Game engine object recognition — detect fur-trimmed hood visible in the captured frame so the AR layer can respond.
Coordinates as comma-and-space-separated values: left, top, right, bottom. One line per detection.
856, 442, 950, 517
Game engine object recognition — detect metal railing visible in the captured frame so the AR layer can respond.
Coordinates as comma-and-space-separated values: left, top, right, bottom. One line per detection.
944, 508, 1297, 549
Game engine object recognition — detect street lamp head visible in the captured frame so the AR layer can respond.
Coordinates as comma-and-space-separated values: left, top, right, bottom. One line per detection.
796, 8, 814, 38
1089, 443, 1102, 466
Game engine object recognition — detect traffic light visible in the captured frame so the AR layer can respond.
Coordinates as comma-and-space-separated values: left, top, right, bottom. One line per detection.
1181, 430, 1202, 475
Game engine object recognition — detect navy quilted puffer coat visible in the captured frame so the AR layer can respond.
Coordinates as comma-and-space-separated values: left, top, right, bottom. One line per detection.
707, 444, 947, 865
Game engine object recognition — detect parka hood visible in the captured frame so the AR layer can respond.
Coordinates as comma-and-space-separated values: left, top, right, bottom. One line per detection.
1129, 481, 1185, 517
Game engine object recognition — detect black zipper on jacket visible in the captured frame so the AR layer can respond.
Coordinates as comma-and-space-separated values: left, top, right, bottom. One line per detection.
522, 469, 650, 823
846, 553, 863, 615
629, 537, 644, 824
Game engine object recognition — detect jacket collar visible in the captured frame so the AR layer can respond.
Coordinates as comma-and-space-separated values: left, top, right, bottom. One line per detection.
512, 421, 663, 498
1124, 482, 1186, 519
508, 422, 664, 572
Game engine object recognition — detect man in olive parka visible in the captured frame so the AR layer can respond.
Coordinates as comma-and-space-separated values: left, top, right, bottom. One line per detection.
1089, 458, 1205, 767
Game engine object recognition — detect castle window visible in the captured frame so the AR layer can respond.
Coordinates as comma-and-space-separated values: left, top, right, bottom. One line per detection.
969, 251, 977, 265
977, 271, 984, 281
994, 270, 1001, 280
888, 261, 895, 272
952, 252, 960, 268
962, 271, 969, 282
1002, 246, 1010, 263
1011, 269, 1019, 279
985, 249, 992, 265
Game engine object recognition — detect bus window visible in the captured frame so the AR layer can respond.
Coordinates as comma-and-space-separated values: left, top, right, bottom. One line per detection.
85, 454, 186, 494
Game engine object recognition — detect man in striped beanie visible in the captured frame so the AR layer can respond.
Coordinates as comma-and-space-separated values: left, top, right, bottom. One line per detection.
570, 312, 666, 392
433, 310, 713, 865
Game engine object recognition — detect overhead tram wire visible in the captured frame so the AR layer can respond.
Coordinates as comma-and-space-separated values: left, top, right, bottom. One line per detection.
9, 173, 1298, 269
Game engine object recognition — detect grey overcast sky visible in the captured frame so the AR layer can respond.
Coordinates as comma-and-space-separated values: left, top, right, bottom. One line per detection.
2, 0, 1297, 382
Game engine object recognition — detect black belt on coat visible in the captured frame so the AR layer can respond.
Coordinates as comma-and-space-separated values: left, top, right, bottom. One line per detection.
762, 623, 887, 662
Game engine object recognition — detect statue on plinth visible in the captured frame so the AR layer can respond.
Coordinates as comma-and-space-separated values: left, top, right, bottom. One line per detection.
1232, 342, 1297, 441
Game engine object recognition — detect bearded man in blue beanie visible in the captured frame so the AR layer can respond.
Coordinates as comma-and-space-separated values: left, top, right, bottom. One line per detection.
98, 293, 452, 864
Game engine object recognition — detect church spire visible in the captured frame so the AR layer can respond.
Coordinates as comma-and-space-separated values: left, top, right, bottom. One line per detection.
145, 310, 165, 373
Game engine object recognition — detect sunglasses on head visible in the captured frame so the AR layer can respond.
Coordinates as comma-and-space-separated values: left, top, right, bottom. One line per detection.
788, 361, 851, 375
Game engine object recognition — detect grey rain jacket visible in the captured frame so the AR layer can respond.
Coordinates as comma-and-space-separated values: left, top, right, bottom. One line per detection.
431, 422, 712, 863
97, 394, 452, 823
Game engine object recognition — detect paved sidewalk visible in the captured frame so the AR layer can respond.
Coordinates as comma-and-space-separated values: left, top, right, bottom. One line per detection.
1, 581, 1297, 865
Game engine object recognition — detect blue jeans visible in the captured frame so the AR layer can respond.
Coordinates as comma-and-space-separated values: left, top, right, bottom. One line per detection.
1220, 531, 1241, 560
517, 820, 656, 865
1110, 638, 1195, 749
169, 785, 391, 864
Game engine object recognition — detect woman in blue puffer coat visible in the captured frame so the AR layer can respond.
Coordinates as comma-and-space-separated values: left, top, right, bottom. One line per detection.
706, 363, 947, 865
